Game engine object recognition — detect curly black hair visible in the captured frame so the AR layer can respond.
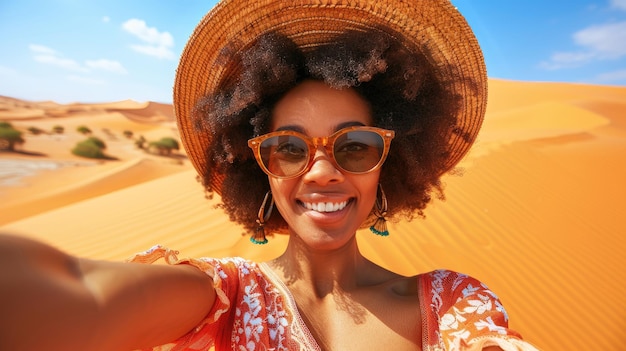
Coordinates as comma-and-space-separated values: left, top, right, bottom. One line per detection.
192, 28, 464, 236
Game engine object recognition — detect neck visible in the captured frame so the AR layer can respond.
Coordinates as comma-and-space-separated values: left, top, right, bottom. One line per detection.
272, 233, 371, 297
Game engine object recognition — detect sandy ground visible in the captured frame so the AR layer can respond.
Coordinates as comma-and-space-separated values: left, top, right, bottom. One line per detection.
1, 79, 625, 350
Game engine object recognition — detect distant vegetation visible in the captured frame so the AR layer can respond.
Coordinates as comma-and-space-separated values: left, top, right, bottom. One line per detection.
135, 135, 147, 149
72, 136, 115, 159
52, 125, 64, 134
0, 121, 24, 151
148, 137, 180, 156
134, 135, 181, 157
27, 126, 45, 135
76, 125, 92, 135
0, 120, 181, 161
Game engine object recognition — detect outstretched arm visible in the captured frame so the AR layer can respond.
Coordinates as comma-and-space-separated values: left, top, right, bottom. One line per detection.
0, 233, 215, 351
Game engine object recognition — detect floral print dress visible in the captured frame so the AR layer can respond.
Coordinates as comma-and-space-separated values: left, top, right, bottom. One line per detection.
128, 246, 540, 351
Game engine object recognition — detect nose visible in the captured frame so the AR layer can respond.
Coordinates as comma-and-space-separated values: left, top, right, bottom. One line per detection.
301, 147, 345, 186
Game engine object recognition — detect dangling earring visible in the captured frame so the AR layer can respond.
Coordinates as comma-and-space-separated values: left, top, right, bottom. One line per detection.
370, 184, 389, 237
251, 191, 274, 244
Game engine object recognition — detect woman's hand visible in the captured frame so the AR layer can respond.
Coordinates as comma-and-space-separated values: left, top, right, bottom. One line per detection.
0, 233, 215, 351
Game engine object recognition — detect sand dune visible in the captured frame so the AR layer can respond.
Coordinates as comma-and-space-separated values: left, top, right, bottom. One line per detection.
108, 101, 175, 123
0, 158, 188, 225
1, 79, 625, 350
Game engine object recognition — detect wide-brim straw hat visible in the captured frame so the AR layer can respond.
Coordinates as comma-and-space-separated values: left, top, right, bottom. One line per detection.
174, 0, 487, 197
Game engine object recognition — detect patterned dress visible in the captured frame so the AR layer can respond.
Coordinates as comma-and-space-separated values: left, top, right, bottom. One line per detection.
128, 246, 540, 351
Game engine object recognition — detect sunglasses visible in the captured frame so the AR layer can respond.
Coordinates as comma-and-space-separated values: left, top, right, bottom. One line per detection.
248, 126, 395, 179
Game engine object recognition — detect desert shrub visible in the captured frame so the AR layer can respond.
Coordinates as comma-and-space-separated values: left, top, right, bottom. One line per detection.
72, 142, 105, 159
85, 136, 106, 149
0, 123, 25, 151
27, 126, 45, 135
148, 137, 179, 155
72, 137, 108, 159
157, 137, 179, 150
76, 125, 92, 135
135, 135, 146, 149
52, 125, 64, 134
123, 130, 133, 139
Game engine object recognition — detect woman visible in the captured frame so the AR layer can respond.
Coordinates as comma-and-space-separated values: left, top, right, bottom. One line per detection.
0, 0, 540, 350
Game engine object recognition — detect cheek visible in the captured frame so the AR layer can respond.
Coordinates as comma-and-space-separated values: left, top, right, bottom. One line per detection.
356, 172, 381, 210
268, 178, 295, 213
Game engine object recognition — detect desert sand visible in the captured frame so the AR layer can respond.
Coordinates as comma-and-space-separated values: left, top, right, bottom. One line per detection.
1, 79, 625, 350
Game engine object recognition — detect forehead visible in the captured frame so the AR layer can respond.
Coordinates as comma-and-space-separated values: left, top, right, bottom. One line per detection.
271, 80, 372, 133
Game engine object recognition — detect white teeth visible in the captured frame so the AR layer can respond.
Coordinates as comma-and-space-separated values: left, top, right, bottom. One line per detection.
303, 201, 348, 213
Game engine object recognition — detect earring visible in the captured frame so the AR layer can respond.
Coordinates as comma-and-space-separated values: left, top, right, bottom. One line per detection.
251, 191, 274, 244
370, 184, 389, 237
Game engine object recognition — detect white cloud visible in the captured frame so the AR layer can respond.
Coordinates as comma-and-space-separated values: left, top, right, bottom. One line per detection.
128, 44, 175, 60
574, 21, 626, 59
30, 44, 86, 72
122, 19, 173, 46
539, 52, 596, 70
611, 0, 626, 10
33, 54, 89, 73
540, 21, 626, 70
29, 44, 127, 75
28, 44, 57, 55
122, 18, 175, 60
102, 16, 110, 23
595, 69, 626, 83
85, 59, 127, 74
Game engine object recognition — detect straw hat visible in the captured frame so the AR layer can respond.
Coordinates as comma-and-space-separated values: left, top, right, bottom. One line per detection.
174, 0, 487, 197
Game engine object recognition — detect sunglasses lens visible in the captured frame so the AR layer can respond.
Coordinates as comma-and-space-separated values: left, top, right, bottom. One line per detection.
333, 130, 384, 173
259, 135, 309, 177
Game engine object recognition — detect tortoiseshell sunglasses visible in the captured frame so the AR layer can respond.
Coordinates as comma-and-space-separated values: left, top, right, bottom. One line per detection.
248, 126, 395, 179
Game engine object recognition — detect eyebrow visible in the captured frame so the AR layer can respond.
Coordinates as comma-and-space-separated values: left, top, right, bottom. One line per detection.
275, 121, 367, 134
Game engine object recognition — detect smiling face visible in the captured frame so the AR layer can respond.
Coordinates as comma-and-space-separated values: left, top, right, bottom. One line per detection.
268, 80, 380, 250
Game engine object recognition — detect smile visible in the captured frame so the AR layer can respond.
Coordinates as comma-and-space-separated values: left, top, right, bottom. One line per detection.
302, 200, 348, 213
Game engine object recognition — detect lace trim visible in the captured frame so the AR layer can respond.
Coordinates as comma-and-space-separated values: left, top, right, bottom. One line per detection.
258, 262, 322, 351
126, 245, 181, 264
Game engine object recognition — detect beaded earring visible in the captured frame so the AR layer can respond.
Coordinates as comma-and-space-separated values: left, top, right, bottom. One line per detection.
370, 184, 389, 236
251, 191, 274, 244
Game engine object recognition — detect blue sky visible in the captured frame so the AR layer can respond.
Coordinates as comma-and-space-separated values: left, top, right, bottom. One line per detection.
0, 0, 625, 103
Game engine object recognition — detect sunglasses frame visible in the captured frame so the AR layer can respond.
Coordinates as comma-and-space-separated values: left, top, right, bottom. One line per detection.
248, 126, 395, 179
